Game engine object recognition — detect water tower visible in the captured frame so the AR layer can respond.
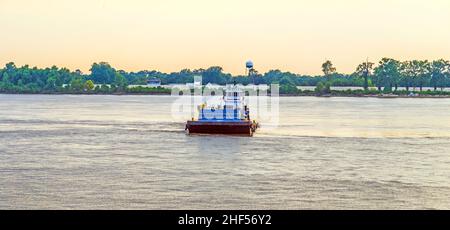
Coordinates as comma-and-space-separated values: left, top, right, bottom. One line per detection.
245, 60, 254, 76
246, 60, 254, 70
245, 61, 257, 84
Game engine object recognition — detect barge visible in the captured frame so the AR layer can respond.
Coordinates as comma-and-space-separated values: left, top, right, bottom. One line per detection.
186, 85, 259, 136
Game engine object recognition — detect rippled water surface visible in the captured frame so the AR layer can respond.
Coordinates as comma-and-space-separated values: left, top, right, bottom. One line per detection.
1, 95, 450, 209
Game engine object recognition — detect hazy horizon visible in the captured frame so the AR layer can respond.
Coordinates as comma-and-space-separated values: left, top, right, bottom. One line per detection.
1, 0, 450, 75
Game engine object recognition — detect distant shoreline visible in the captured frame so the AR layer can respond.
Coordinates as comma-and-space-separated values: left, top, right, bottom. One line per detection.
2, 92, 450, 99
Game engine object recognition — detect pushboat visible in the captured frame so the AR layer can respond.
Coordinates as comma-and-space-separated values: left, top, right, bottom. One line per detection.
185, 84, 259, 136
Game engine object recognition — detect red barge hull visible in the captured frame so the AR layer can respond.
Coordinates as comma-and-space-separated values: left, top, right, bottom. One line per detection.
186, 121, 258, 136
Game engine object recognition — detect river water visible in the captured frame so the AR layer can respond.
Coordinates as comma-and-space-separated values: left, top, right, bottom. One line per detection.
0, 95, 449, 209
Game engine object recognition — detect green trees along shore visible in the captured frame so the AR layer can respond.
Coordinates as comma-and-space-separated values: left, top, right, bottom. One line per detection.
0, 59, 449, 96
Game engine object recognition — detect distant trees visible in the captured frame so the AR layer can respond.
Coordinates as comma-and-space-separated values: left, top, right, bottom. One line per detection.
370, 59, 449, 92
399, 60, 442, 92
0, 62, 83, 93
315, 81, 331, 95
354, 61, 374, 90
114, 72, 128, 91
1, 59, 450, 94
321, 60, 336, 82
69, 76, 84, 92
89, 62, 116, 84
322, 60, 336, 76
84, 80, 95, 91
263, 70, 300, 86
399, 61, 415, 92
373, 58, 401, 92
202, 66, 230, 85
45, 73, 57, 90
417, 60, 431, 91
430, 59, 449, 91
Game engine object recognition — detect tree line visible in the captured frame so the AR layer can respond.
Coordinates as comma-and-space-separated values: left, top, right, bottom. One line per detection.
0, 58, 449, 94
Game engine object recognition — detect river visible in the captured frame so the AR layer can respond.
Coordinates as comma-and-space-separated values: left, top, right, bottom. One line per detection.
0, 95, 449, 209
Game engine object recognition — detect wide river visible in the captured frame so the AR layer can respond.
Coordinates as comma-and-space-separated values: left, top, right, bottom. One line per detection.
0, 95, 449, 209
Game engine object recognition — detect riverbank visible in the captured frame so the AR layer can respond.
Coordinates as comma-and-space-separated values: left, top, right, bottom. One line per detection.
2, 92, 450, 98
282, 94, 450, 98
281, 90, 450, 98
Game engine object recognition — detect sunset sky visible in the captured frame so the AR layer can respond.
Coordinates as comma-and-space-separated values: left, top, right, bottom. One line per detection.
1, 0, 450, 75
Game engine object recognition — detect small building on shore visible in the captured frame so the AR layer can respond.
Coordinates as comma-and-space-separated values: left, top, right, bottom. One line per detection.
147, 78, 161, 87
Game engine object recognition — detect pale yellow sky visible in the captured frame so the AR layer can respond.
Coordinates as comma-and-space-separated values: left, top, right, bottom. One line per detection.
1, 0, 450, 75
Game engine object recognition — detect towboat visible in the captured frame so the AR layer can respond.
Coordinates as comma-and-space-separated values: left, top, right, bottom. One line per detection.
185, 85, 259, 136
